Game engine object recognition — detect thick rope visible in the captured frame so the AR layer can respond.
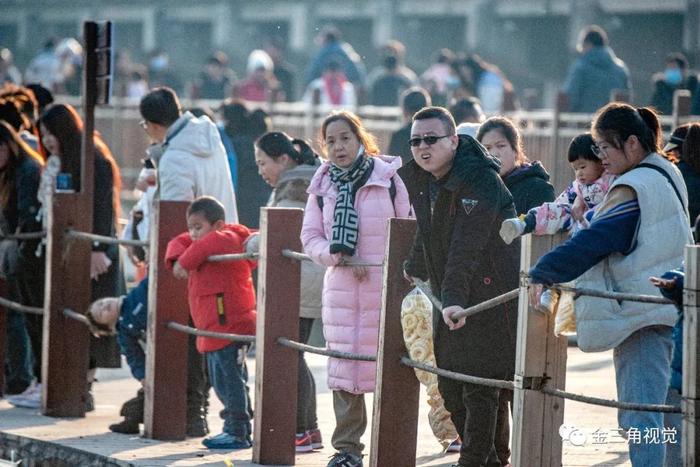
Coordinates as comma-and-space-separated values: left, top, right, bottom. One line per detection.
166, 321, 255, 343
277, 337, 377, 361
0, 231, 46, 241
208, 252, 258, 262
413, 279, 519, 319
0, 296, 43, 315
65, 229, 149, 248
540, 387, 682, 413
281, 249, 383, 267
400, 357, 515, 390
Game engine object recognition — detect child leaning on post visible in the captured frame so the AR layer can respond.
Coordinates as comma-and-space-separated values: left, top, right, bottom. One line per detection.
165, 195, 257, 450
87, 277, 209, 437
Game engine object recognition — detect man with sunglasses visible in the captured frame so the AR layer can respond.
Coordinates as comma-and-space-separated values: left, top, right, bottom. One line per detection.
401, 106, 519, 467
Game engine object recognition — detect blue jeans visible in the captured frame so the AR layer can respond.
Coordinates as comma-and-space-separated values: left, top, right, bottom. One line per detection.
614, 325, 672, 466
663, 387, 682, 467
4, 310, 33, 392
206, 343, 252, 438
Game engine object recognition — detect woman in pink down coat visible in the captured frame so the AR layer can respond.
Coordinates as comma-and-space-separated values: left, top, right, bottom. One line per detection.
300, 110, 410, 466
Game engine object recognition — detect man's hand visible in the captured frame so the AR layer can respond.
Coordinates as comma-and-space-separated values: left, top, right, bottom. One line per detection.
90, 251, 112, 280
528, 283, 544, 309
173, 261, 188, 280
442, 305, 466, 330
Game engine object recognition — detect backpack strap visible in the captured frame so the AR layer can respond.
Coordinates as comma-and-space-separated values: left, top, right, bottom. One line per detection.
637, 163, 685, 212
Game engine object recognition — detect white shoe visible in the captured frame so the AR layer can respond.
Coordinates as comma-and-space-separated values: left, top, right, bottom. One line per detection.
7, 382, 42, 409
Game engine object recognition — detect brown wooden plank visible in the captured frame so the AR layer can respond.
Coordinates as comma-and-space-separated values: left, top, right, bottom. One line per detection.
683, 244, 700, 466
511, 234, 568, 467
369, 218, 419, 467
42, 192, 92, 417
253, 208, 302, 465
0, 279, 6, 396
144, 200, 190, 440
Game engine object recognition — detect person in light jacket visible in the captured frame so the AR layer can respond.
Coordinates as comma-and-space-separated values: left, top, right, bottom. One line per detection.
300, 111, 410, 467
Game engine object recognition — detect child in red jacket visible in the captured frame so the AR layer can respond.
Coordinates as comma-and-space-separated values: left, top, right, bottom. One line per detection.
165, 196, 257, 450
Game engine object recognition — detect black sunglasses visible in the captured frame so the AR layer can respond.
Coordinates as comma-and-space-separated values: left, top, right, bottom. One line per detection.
408, 135, 452, 147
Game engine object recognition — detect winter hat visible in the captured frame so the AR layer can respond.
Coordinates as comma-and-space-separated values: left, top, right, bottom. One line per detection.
456, 122, 481, 138
247, 50, 273, 75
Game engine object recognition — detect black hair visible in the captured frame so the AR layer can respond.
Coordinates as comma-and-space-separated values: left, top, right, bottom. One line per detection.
139, 87, 181, 126
592, 103, 661, 154
26, 83, 54, 113
449, 97, 484, 125
248, 109, 271, 141
187, 196, 226, 224
400, 87, 431, 116
567, 132, 599, 163
681, 123, 700, 173
189, 106, 215, 122
0, 99, 27, 131
581, 25, 608, 48
256, 131, 319, 166
412, 106, 456, 135
666, 52, 689, 70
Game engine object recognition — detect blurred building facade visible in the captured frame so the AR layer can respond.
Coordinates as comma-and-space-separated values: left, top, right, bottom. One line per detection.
0, 0, 699, 106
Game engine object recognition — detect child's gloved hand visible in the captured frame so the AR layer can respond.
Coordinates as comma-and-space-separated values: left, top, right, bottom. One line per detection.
500, 218, 526, 245
244, 233, 260, 254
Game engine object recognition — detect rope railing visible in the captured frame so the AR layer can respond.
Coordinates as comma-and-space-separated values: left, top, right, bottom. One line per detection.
400, 357, 515, 390
540, 386, 682, 413
65, 229, 150, 248
207, 252, 258, 262
413, 279, 519, 320
277, 337, 377, 361
166, 321, 255, 343
62, 307, 91, 326
281, 249, 383, 267
0, 231, 46, 241
0, 296, 44, 315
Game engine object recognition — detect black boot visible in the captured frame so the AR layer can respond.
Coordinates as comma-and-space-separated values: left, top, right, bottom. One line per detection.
109, 417, 140, 434
186, 409, 209, 437
186, 332, 210, 437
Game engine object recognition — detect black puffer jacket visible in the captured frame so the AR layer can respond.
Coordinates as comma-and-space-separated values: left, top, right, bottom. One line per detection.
502, 161, 556, 214
401, 135, 520, 380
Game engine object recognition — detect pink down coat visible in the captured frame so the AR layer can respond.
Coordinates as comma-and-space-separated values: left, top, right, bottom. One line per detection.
301, 155, 411, 394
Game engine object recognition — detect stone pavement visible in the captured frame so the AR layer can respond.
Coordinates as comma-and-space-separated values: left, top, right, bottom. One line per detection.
0, 347, 634, 466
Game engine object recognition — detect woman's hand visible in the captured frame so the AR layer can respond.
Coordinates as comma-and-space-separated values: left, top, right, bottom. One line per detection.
442, 305, 466, 330
90, 252, 112, 280
172, 261, 189, 280
351, 265, 369, 282
403, 269, 416, 285
528, 283, 544, 309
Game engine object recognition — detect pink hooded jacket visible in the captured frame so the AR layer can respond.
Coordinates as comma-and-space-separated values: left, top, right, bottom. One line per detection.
301, 155, 411, 394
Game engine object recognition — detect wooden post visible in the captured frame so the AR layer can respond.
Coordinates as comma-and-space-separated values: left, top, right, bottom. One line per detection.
253, 208, 302, 465
672, 90, 692, 130
0, 280, 6, 396
511, 234, 568, 467
683, 244, 700, 466
42, 193, 92, 417
369, 218, 419, 467
549, 92, 571, 194
143, 200, 190, 440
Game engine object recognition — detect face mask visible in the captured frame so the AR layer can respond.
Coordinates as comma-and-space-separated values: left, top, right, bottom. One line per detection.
664, 68, 683, 86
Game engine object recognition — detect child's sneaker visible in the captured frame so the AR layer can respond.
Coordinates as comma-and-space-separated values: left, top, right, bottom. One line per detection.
295, 432, 313, 453
327, 451, 363, 467
202, 432, 252, 450
446, 437, 461, 453
309, 428, 324, 449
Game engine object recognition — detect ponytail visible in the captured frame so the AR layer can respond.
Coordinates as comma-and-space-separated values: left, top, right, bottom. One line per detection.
682, 123, 700, 173
291, 138, 319, 165
257, 131, 319, 166
636, 107, 661, 153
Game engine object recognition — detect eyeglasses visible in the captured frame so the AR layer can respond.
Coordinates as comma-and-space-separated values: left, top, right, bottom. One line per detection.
408, 135, 452, 147
139, 120, 148, 130
590, 144, 608, 160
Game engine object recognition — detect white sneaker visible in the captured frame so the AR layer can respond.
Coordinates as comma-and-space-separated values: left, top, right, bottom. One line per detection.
7, 382, 42, 409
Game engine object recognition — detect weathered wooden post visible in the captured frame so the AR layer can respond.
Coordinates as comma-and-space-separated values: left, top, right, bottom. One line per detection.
511, 234, 568, 467
683, 244, 700, 466
672, 89, 692, 130
0, 280, 6, 396
143, 200, 190, 440
369, 218, 419, 467
42, 21, 102, 417
253, 208, 302, 465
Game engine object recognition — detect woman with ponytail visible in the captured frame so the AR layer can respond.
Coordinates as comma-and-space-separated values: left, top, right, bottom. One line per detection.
254, 131, 325, 452
529, 103, 691, 466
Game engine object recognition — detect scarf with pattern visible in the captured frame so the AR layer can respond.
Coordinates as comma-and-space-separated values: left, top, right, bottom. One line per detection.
328, 154, 374, 256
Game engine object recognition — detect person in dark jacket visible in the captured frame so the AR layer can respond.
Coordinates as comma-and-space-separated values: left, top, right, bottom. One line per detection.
563, 25, 631, 113
477, 115, 555, 465
664, 123, 700, 232
389, 87, 431, 165
651, 53, 698, 116
477, 117, 556, 214
401, 107, 519, 467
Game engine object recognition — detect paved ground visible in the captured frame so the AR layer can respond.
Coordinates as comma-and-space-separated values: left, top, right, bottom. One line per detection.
0, 347, 634, 466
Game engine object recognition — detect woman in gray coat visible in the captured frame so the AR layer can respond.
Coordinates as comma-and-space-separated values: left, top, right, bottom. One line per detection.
255, 131, 325, 452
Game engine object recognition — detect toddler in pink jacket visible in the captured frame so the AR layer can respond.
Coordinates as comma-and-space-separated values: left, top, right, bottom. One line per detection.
300, 111, 410, 467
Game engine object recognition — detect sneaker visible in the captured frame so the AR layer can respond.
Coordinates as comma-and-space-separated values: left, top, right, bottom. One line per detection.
327, 451, 363, 467
309, 428, 324, 449
202, 432, 252, 450
446, 438, 461, 453
109, 418, 140, 434
295, 432, 313, 453
7, 382, 41, 409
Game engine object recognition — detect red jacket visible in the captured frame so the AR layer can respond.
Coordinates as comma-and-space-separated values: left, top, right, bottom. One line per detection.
165, 224, 257, 352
